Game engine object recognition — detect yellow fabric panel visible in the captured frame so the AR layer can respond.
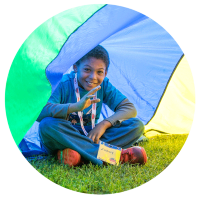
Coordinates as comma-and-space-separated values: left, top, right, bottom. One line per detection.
145, 56, 195, 138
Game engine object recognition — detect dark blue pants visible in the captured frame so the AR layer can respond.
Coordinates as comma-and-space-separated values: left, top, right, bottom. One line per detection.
39, 117, 144, 165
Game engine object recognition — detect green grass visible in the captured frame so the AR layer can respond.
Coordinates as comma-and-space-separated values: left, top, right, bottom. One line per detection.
29, 134, 188, 194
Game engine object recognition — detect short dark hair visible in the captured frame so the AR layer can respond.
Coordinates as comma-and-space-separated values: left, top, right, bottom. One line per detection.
75, 45, 110, 70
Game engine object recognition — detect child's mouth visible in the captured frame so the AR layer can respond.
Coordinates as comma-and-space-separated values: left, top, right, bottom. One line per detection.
86, 81, 96, 86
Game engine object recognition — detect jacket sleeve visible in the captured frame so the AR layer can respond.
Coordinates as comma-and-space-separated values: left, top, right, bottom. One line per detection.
36, 102, 70, 122
36, 82, 70, 122
104, 98, 137, 126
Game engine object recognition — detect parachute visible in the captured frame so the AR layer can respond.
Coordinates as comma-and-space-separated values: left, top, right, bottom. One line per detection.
5, 4, 195, 157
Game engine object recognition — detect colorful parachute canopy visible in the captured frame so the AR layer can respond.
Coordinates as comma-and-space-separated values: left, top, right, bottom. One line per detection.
5, 4, 195, 156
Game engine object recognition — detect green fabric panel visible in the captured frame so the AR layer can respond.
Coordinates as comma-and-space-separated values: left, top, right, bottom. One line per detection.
5, 4, 106, 146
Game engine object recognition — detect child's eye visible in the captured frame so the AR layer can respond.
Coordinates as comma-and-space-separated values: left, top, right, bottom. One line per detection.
98, 71, 104, 74
84, 68, 90, 72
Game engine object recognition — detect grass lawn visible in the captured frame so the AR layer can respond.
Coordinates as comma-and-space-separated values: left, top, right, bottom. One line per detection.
29, 134, 188, 194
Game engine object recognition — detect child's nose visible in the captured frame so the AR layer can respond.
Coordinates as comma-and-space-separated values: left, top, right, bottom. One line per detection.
89, 72, 97, 80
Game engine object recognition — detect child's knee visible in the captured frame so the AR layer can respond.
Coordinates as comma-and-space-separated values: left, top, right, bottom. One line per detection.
129, 118, 144, 136
40, 117, 52, 131
39, 117, 72, 137
39, 117, 59, 137
136, 118, 144, 131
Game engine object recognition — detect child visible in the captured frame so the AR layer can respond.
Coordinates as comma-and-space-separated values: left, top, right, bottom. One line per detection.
37, 45, 147, 166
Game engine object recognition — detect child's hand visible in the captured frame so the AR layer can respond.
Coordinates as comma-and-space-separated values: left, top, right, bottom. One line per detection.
87, 120, 112, 144
87, 124, 106, 144
76, 86, 101, 111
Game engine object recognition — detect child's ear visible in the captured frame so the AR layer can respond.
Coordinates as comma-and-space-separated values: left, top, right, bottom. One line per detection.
73, 64, 78, 73
105, 70, 108, 76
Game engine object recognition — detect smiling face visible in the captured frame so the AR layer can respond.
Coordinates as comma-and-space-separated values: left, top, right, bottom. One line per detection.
73, 57, 107, 91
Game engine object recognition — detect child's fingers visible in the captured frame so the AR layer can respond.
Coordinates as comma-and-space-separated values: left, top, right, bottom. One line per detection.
85, 95, 96, 100
90, 99, 100, 104
88, 85, 101, 95
85, 95, 100, 103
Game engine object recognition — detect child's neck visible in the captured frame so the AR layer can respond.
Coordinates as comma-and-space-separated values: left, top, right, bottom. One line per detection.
78, 81, 84, 90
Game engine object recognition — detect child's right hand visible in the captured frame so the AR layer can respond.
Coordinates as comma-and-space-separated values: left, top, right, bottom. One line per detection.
72, 86, 101, 112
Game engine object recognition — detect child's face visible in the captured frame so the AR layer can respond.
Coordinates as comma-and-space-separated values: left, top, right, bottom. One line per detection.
73, 57, 107, 91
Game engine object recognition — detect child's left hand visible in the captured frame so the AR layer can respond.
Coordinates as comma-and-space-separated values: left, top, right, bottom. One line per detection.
87, 120, 112, 144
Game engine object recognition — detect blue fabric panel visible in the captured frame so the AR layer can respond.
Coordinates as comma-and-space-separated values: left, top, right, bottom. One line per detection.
100, 18, 183, 124
19, 122, 47, 157
46, 5, 147, 92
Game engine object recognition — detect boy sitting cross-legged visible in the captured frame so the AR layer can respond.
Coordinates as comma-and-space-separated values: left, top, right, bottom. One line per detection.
37, 45, 147, 167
